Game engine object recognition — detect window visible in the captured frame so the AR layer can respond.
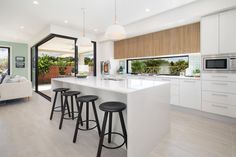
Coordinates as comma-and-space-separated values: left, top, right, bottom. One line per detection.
127, 56, 189, 75
0, 47, 10, 74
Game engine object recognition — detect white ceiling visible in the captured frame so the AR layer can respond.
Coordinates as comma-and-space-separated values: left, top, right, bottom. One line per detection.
38, 37, 93, 53
0, 0, 197, 43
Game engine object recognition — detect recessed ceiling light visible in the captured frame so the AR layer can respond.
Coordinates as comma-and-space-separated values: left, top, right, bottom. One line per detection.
64, 20, 68, 24
145, 8, 151, 12
20, 26, 25, 29
93, 28, 98, 32
33, 1, 39, 5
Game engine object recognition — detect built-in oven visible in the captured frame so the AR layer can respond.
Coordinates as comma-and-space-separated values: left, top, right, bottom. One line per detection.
203, 54, 236, 72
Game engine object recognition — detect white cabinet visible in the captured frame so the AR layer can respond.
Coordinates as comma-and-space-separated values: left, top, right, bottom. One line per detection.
179, 79, 201, 110
157, 78, 180, 106
201, 73, 236, 118
201, 14, 219, 55
201, 9, 236, 55
219, 9, 236, 54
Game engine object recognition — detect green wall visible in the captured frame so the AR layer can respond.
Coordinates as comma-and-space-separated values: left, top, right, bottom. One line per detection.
0, 41, 28, 78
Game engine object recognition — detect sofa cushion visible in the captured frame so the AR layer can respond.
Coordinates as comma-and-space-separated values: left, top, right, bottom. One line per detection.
3, 75, 28, 83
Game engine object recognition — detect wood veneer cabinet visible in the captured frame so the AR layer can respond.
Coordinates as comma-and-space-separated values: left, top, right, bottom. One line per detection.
114, 22, 200, 59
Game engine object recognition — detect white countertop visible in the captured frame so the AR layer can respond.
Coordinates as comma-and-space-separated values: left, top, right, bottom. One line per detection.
124, 74, 201, 80
52, 76, 169, 94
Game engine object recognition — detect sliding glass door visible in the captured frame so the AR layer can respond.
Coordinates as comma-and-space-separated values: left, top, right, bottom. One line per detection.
0, 47, 10, 74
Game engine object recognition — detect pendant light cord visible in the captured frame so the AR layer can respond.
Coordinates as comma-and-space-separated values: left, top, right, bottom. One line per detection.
114, 0, 117, 24
82, 8, 85, 37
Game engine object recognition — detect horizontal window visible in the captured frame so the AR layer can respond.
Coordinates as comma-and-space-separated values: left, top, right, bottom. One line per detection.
127, 56, 189, 75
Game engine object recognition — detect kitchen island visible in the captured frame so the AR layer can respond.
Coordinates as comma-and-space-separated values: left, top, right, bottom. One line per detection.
51, 76, 170, 157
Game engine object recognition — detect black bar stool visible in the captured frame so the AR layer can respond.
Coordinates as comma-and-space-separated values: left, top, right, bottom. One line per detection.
73, 95, 101, 143
59, 91, 81, 129
97, 101, 127, 157
50, 88, 69, 120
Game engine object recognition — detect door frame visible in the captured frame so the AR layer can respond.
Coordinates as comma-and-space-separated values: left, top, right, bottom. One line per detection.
0, 46, 10, 75
30, 33, 97, 101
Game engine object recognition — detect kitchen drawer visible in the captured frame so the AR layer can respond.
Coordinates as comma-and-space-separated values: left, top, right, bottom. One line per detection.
202, 81, 236, 93
201, 73, 236, 81
202, 101, 236, 118
202, 91, 236, 106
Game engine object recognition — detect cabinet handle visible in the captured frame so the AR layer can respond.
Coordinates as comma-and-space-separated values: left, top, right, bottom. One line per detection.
212, 104, 228, 109
212, 82, 228, 86
212, 93, 228, 97
212, 75, 228, 78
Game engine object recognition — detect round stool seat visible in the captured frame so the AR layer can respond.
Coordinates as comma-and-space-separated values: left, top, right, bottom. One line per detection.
77, 95, 98, 102
99, 102, 126, 112
53, 88, 69, 92
62, 91, 81, 96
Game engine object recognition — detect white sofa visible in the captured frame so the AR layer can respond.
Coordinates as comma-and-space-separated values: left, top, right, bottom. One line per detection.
0, 81, 32, 101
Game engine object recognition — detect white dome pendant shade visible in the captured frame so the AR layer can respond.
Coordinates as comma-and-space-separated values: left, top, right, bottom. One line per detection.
76, 8, 92, 48
105, 24, 126, 40
77, 36, 92, 48
105, 0, 126, 40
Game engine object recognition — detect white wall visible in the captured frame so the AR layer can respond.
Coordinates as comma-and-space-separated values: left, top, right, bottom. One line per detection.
96, 41, 119, 77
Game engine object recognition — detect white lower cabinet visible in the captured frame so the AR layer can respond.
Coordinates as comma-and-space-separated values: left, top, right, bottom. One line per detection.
202, 101, 236, 118
201, 73, 236, 118
179, 79, 201, 110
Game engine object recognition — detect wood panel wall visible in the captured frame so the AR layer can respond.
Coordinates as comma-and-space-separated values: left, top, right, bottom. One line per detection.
114, 22, 200, 59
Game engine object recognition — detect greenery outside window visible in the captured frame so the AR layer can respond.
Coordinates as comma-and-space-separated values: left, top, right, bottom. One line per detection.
127, 55, 189, 76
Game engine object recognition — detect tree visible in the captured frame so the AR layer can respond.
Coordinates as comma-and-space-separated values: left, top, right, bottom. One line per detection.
38, 55, 53, 82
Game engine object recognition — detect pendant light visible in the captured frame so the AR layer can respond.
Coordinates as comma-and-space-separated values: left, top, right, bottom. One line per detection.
76, 8, 92, 48
105, 0, 126, 40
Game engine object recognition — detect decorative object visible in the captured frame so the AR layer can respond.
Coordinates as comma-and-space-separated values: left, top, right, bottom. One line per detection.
105, 0, 126, 40
15, 56, 25, 68
76, 8, 92, 48
15, 56, 25, 62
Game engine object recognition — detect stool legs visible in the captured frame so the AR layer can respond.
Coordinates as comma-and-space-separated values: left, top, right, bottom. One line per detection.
59, 96, 68, 129
73, 102, 84, 143
119, 111, 127, 148
86, 102, 89, 130
108, 112, 113, 143
97, 112, 108, 157
71, 96, 75, 120
92, 101, 101, 135
75, 95, 83, 126
50, 91, 58, 120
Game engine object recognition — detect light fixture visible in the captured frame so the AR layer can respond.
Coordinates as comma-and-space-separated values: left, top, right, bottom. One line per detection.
33, 1, 39, 5
145, 8, 151, 12
64, 20, 68, 24
105, 0, 126, 40
20, 26, 24, 29
93, 28, 98, 32
76, 8, 92, 48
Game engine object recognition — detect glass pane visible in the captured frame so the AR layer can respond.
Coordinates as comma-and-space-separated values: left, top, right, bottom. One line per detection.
78, 43, 94, 76
128, 56, 189, 75
37, 37, 75, 97
0, 47, 9, 74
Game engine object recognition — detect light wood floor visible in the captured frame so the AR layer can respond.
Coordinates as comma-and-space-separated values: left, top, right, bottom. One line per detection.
0, 93, 235, 157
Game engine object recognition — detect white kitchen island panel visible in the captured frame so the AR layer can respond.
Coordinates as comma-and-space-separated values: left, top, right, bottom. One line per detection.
51, 77, 170, 157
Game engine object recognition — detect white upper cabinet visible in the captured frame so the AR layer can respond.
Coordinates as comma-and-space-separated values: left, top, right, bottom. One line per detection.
201, 14, 219, 55
219, 9, 236, 54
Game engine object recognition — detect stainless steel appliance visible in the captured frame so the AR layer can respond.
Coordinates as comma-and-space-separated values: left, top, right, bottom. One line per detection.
203, 54, 236, 72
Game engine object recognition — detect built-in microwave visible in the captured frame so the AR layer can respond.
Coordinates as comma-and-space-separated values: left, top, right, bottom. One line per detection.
203, 54, 236, 72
